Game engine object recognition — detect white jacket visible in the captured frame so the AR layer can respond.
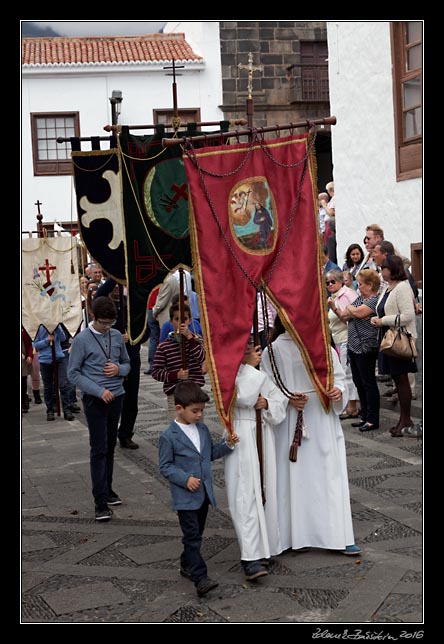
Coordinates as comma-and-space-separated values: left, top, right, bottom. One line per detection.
376, 280, 417, 338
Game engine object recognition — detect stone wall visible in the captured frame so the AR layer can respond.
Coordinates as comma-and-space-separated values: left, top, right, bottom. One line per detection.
219, 21, 329, 127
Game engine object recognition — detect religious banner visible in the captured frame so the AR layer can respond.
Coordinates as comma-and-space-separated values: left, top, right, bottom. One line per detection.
119, 123, 229, 343
72, 148, 126, 281
184, 132, 333, 435
22, 236, 83, 339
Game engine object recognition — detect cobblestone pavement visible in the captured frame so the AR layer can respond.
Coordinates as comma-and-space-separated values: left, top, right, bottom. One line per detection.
22, 346, 423, 627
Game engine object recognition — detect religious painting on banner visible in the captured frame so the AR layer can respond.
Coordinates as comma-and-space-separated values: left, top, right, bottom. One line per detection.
118, 122, 229, 343
184, 132, 333, 435
22, 236, 83, 339
72, 147, 126, 282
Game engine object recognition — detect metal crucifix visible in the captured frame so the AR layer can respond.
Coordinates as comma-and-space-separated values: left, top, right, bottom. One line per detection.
164, 59, 185, 130
238, 52, 263, 129
238, 52, 264, 101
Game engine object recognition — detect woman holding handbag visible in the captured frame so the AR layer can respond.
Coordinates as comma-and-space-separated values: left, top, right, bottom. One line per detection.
370, 255, 418, 437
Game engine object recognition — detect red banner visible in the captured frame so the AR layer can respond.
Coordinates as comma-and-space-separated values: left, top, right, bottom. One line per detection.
184, 133, 333, 434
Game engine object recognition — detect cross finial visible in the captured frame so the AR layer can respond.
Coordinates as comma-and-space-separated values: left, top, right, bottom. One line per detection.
238, 52, 264, 100
164, 59, 185, 120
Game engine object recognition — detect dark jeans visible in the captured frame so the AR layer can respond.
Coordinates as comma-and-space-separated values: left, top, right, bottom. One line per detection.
147, 309, 160, 368
63, 353, 77, 405
348, 349, 380, 425
118, 351, 141, 442
82, 393, 124, 506
177, 496, 210, 584
40, 359, 72, 413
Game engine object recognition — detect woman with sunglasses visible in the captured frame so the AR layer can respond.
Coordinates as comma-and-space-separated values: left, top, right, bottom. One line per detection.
326, 270, 360, 419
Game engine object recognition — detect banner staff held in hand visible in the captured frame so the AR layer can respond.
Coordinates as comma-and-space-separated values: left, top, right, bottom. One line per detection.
179, 267, 187, 370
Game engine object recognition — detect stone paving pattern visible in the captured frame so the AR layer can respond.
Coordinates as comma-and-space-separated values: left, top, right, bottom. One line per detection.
22, 345, 422, 625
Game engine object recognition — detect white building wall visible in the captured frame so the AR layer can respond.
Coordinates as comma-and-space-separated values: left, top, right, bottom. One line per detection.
164, 21, 223, 111
326, 21, 422, 265
22, 30, 223, 232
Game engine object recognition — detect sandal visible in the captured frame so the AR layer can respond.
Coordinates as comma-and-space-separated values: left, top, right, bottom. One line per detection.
339, 410, 361, 420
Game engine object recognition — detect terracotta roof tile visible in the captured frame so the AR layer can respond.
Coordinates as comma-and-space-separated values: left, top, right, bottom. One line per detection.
22, 33, 203, 66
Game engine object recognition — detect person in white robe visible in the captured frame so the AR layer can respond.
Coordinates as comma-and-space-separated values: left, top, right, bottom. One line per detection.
224, 341, 287, 580
261, 317, 361, 557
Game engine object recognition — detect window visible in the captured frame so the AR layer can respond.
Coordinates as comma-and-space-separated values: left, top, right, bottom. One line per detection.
391, 22, 422, 180
153, 108, 201, 129
410, 242, 422, 289
31, 112, 80, 176
300, 41, 329, 101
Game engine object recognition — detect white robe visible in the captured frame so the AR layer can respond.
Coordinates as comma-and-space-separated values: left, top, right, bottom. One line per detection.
224, 363, 287, 561
261, 334, 355, 555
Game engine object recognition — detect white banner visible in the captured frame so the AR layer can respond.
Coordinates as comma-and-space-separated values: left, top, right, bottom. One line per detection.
22, 237, 83, 338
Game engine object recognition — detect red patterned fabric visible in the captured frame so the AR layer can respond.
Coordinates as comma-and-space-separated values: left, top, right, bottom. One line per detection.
184, 133, 333, 434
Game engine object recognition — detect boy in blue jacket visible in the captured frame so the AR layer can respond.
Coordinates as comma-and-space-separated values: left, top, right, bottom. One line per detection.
159, 380, 239, 597
32, 324, 74, 422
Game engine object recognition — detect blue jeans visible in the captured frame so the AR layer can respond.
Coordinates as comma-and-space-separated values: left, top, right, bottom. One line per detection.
82, 393, 124, 506
177, 496, 209, 584
348, 349, 380, 425
147, 309, 160, 369
40, 359, 72, 413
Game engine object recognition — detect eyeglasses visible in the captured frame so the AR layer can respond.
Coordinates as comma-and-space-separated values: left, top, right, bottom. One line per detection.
325, 280, 337, 286
363, 236, 371, 242
96, 319, 116, 327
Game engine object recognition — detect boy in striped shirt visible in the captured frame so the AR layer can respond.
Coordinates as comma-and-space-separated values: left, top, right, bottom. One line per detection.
152, 302, 205, 420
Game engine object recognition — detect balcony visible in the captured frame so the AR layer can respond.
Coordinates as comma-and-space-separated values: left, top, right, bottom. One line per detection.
287, 64, 329, 103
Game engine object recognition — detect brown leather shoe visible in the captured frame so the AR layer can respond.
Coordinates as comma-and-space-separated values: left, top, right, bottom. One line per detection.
120, 438, 139, 450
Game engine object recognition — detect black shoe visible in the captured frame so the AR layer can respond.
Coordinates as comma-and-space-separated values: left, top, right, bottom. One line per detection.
64, 411, 75, 421
195, 577, 218, 597
351, 420, 366, 428
144, 369, 152, 375
179, 566, 193, 580
359, 422, 379, 432
33, 390, 43, 404
259, 558, 271, 567
95, 504, 113, 521
242, 560, 268, 581
107, 490, 122, 505
70, 404, 81, 413
47, 412, 55, 421
120, 438, 139, 449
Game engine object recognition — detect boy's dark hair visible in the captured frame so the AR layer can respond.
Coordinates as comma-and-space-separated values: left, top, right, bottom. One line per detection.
171, 293, 189, 306
169, 302, 191, 320
174, 380, 209, 407
91, 296, 117, 319
271, 315, 286, 342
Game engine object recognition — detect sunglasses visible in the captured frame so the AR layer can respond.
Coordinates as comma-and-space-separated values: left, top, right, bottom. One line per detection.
326, 280, 337, 286
363, 236, 371, 242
